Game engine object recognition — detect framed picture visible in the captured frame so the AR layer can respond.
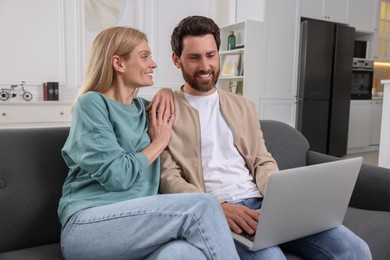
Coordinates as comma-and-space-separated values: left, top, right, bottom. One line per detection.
220, 54, 240, 77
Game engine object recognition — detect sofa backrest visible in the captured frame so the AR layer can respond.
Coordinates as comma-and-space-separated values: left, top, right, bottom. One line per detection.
260, 120, 309, 170
0, 121, 308, 252
0, 127, 69, 252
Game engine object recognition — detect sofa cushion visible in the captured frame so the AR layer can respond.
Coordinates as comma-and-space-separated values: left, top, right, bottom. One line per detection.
0, 243, 63, 260
343, 207, 390, 260
0, 127, 69, 252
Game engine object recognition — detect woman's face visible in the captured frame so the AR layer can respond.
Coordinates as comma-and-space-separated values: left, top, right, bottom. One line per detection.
123, 39, 157, 88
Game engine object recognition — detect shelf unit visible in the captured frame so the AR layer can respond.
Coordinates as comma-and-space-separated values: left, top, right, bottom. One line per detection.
217, 20, 263, 114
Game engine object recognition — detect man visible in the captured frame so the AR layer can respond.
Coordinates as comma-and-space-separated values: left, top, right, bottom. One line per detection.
160, 15, 371, 259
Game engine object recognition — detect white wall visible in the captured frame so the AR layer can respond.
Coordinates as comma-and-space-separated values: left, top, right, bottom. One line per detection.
0, 0, 236, 102
0, 0, 82, 101
236, 0, 265, 22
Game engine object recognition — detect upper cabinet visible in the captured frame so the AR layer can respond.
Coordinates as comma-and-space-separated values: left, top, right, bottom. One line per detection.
374, 0, 390, 60
349, 0, 379, 32
301, 0, 349, 24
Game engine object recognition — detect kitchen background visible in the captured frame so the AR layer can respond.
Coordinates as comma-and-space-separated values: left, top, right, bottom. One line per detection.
374, 61, 390, 95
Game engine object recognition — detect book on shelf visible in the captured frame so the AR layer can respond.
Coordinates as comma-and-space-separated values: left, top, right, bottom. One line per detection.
221, 53, 240, 77
53, 82, 59, 101
42, 83, 48, 100
43, 82, 59, 101
236, 81, 243, 96
239, 53, 244, 76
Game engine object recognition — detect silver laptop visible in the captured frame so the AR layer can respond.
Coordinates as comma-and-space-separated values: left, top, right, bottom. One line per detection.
232, 157, 363, 251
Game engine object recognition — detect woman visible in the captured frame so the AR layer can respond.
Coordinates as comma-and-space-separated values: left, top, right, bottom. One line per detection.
58, 26, 239, 260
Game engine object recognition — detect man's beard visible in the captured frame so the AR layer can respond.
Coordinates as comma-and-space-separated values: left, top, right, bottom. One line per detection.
181, 68, 219, 93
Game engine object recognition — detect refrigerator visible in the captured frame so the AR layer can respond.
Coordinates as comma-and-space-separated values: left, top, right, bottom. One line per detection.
296, 19, 355, 157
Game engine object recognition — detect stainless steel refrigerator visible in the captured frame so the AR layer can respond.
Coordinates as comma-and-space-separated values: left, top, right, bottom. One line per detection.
296, 19, 355, 157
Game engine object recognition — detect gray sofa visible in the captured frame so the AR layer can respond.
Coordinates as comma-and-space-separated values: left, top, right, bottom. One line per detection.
0, 120, 389, 259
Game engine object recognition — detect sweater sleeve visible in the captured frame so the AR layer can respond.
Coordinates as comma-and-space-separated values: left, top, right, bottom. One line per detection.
160, 148, 202, 194
62, 94, 150, 192
253, 120, 279, 195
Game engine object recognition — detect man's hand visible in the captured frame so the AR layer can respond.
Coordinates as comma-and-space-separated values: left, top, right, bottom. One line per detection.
221, 202, 260, 235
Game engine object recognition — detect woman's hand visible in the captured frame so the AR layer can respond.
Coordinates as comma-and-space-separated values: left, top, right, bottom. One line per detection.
148, 105, 175, 148
142, 88, 175, 164
146, 88, 174, 120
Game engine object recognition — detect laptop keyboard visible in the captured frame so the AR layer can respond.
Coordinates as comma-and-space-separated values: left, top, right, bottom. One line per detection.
241, 231, 255, 242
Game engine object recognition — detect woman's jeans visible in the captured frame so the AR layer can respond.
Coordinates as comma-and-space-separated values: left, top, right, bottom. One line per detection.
61, 193, 240, 260
233, 198, 372, 260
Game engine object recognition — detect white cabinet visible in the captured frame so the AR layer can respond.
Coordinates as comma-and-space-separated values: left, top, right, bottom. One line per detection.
218, 20, 263, 116
373, 0, 390, 60
301, 0, 324, 19
259, 99, 297, 127
347, 100, 383, 151
233, 0, 299, 127
378, 81, 390, 168
301, 0, 349, 24
0, 102, 72, 128
347, 100, 371, 149
370, 100, 383, 145
349, 0, 379, 32
257, 0, 300, 127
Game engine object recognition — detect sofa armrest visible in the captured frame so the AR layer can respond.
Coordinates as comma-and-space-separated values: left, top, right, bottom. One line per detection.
350, 163, 390, 212
307, 150, 390, 212
306, 150, 340, 164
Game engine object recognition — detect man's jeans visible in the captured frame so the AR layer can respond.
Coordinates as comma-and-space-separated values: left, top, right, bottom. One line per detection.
233, 197, 372, 260
61, 193, 240, 260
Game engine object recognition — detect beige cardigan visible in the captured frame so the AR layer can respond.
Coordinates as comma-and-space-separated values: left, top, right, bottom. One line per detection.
160, 89, 278, 200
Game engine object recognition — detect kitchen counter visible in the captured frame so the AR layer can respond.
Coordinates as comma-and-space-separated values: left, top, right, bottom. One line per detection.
379, 80, 390, 169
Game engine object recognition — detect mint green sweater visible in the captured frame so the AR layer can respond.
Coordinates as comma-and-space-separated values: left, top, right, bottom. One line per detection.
58, 92, 158, 227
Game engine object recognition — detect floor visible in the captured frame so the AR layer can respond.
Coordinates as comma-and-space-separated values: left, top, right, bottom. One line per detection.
343, 151, 379, 166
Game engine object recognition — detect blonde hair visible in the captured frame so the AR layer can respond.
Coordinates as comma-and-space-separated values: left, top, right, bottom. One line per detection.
73, 26, 147, 108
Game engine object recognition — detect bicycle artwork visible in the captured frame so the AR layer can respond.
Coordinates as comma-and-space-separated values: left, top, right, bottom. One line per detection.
0, 81, 33, 101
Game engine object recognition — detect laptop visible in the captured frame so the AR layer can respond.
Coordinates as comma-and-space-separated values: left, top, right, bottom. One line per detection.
232, 157, 363, 251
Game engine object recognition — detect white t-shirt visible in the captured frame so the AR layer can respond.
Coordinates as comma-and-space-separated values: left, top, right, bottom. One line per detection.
184, 91, 261, 202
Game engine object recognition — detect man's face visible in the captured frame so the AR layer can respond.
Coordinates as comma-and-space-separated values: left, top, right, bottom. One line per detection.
173, 34, 220, 94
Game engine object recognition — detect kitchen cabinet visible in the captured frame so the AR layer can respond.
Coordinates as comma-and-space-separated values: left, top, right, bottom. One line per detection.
374, 0, 390, 60
301, 0, 349, 24
234, 0, 300, 126
347, 100, 383, 152
218, 20, 263, 116
259, 99, 296, 127
370, 100, 383, 145
257, 0, 300, 127
347, 100, 371, 149
349, 0, 379, 32
378, 80, 390, 168
0, 102, 72, 128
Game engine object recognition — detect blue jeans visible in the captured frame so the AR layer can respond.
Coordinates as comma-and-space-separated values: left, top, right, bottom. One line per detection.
233, 198, 372, 260
61, 193, 240, 260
